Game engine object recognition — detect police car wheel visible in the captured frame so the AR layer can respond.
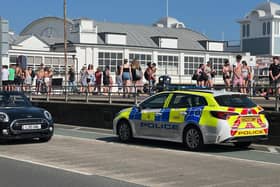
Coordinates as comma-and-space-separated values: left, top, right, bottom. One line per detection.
184, 127, 203, 151
233, 142, 252, 148
118, 121, 132, 142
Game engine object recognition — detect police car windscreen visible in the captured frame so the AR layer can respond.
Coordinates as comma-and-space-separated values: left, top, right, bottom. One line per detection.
215, 95, 256, 108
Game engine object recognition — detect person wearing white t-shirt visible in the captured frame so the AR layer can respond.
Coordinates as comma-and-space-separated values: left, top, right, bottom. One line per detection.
2, 65, 9, 90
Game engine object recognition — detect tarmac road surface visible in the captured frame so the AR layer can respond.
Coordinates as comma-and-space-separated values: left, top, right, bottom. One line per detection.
0, 124, 280, 187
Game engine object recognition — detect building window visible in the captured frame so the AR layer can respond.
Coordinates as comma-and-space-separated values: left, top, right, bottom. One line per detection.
184, 56, 204, 75
157, 55, 179, 75
246, 24, 250, 37
209, 57, 227, 76
9, 55, 17, 65
129, 53, 152, 68
242, 25, 246, 38
275, 21, 279, 35
98, 52, 123, 73
263, 22, 267, 35
267, 22, 271, 35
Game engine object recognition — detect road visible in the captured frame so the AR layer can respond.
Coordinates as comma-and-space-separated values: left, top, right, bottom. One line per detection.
1, 124, 280, 187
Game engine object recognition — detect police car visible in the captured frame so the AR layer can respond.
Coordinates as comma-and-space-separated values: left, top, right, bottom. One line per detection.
113, 90, 269, 151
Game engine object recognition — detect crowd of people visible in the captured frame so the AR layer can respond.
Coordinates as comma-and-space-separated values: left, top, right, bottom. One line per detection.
75, 59, 157, 97
1, 64, 35, 92
193, 55, 253, 94
2, 55, 280, 98
1, 63, 55, 95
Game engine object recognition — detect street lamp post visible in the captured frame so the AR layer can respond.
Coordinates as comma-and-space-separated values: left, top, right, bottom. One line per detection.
63, 0, 68, 86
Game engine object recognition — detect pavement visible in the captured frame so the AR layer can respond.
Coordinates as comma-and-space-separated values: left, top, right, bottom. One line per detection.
1, 124, 280, 187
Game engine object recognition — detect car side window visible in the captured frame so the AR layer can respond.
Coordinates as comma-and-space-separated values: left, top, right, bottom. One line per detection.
169, 94, 192, 108
191, 95, 208, 107
141, 93, 169, 109
169, 94, 207, 108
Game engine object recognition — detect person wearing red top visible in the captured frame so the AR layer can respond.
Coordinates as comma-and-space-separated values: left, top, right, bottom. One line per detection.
94, 67, 102, 95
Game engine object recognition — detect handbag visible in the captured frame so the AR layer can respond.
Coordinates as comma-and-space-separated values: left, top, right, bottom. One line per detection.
192, 73, 198, 80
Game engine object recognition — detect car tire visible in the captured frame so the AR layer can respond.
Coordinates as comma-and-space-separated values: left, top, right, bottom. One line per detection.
118, 121, 132, 142
184, 126, 204, 151
39, 136, 52, 143
233, 142, 252, 148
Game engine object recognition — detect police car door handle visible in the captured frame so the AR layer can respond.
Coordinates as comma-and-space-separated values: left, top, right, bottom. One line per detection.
180, 112, 187, 115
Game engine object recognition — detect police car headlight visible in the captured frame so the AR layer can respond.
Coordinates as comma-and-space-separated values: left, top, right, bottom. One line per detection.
0, 112, 9, 122
44, 111, 52, 120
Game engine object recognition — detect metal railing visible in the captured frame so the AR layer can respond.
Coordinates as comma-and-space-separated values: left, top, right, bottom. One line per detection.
1, 83, 279, 111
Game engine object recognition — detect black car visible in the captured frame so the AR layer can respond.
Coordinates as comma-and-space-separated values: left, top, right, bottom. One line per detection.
0, 91, 54, 142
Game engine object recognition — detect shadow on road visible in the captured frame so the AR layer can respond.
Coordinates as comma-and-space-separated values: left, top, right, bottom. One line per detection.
0, 139, 49, 146
97, 136, 252, 153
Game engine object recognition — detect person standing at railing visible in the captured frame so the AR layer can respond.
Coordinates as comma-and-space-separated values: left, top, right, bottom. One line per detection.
131, 59, 143, 95
8, 64, 15, 91
36, 64, 44, 94
115, 65, 123, 95
79, 65, 87, 94
121, 59, 132, 98
68, 66, 76, 93
204, 61, 216, 89
1, 65, 9, 91
24, 67, 32, 92
232, 55, 243, 92
240, 61, 251, 94
86, 64, 95, 94
266, 56, 280, 100
222, 60, 232, 91
94, 67, 102, 95
103, 66, 111, 95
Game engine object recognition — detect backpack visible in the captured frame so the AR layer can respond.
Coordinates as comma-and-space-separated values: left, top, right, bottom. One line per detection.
135, 68, 142, 80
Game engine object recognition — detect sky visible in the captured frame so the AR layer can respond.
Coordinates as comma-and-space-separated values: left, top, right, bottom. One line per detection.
0, 0, 279, 41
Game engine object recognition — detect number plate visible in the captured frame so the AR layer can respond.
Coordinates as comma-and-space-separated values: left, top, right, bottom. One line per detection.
241, 117, 257, 123
22, 124, 42, 130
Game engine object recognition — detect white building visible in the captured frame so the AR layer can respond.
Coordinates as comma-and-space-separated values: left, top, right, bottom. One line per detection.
239, 1, 280, 57
4, 16, 253, 84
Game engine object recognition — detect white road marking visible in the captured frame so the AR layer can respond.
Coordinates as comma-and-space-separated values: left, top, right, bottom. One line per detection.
0, 153, 92, 176
268, 147, 279, 153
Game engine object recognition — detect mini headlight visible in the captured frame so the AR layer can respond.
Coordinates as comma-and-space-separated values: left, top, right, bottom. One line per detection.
0, 112, 9, 122
44, 111, 52, 120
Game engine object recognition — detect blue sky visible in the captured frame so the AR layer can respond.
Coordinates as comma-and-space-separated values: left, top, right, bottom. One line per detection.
0, 0, 278, 41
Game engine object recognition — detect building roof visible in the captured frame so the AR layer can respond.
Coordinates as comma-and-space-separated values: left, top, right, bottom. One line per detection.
243, 1, 280, 19
95, 20, 207, 50
19, 16, 208, 50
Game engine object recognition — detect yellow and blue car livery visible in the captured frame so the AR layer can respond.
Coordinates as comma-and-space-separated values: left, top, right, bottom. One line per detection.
113, 90, 269, 149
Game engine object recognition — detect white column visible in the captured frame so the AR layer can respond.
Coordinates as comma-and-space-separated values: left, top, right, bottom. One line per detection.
92, 47, 99, 69
123, 49, 129, 60
152, 51, 158, 64
179, 52, 184, 84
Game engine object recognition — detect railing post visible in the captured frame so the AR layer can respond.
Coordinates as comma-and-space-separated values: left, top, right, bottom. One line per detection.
108, 89, 112, 104
85, 90, 89, 103
64, 85, 68, 102
134, 84, 138, 105
276, 85, 279, 112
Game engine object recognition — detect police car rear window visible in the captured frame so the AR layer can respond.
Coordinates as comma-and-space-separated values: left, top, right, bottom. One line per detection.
215, 95, 256, 108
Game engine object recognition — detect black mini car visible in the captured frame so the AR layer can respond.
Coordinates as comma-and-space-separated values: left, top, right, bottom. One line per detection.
0, 91, 54, 142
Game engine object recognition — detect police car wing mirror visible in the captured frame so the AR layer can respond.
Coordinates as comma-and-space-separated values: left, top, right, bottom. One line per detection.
136, 104, 142, 111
